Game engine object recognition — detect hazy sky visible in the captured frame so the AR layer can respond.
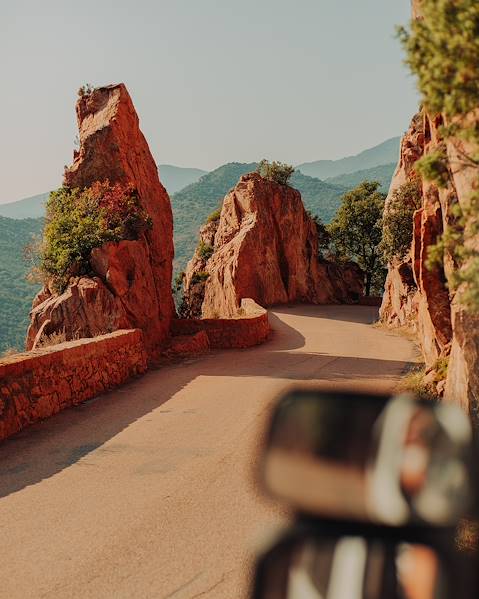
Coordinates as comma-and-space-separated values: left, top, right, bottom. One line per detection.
1, 0, 418, 204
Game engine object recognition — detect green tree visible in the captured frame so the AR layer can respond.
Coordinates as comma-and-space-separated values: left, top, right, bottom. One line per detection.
306, 211, 330, 257
40, 181, 152, 292
256, 160, 295, 186
381, 181, 422, 262
328, 181, 386, 296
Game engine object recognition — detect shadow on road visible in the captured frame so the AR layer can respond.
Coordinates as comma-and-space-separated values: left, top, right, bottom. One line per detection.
272, 304, 380, 325
0, 306, 412, 499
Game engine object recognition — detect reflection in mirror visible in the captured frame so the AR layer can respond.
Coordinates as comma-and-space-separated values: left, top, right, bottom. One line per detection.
256, 535, 445, 599
262, 390, 472, 525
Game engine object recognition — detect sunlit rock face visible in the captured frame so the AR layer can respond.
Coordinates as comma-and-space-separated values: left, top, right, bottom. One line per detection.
27, 84, 175, 354
381, 0, 479, 413
182, 173, 364, 318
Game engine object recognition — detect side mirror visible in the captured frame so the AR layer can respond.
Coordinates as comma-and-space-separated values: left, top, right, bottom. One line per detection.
253, 528, 449, 599
260, 389, 473, 526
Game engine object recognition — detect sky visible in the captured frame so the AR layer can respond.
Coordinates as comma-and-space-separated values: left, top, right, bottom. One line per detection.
0, 0, 418, 204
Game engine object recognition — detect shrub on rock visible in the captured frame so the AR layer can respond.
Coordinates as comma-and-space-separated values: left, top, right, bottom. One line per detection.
40, 180, 152, 291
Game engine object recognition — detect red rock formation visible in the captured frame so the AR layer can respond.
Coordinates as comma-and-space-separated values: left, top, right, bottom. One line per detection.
180, 220, 218, 318
182, 173, 363, 318
382, 0, 479, 411
27, 84, 174, 354
381, 111, 454, 378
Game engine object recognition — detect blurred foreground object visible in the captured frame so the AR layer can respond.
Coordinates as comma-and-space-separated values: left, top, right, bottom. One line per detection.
252, 387, 477, 599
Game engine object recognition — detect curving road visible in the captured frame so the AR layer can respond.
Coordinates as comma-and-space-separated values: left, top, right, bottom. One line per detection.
0, 305, 417, 599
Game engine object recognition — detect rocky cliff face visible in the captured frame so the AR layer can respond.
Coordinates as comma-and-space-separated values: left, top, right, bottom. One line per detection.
381, 0, 479, 414
182, 173, 363, 318
27, 84, 174, 353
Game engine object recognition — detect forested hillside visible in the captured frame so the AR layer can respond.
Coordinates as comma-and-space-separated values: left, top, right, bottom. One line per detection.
0, 216, 43, 352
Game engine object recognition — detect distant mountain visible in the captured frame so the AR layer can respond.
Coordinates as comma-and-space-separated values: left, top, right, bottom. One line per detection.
325, 163, 396, 193
0, 216, 43, 352
171, 162, 346, 271
297, 137, 400, 180
0, 192, 49, 219
158, 164, 207, 195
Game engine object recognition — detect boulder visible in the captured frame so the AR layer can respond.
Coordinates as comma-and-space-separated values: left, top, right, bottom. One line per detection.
183, 173, 364, 318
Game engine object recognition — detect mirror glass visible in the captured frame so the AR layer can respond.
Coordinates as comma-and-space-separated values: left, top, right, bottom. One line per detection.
262, 390, 472, 525
256, 535, 446, 599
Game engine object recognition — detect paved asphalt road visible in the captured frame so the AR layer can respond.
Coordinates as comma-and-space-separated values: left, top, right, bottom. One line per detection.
0, 305, 417, 598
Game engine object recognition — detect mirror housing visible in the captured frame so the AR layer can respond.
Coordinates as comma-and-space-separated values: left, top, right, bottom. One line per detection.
260, 388, 473, 526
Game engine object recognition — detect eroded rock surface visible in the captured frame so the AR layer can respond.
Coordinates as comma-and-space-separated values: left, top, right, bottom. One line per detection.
27, 84, 174, 353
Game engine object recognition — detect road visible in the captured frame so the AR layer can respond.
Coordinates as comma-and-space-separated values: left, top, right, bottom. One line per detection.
0, 305, 417, 599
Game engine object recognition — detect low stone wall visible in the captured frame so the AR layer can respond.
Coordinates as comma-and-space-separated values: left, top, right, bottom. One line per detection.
171, 299, 270, 349
0, 329, 147, 442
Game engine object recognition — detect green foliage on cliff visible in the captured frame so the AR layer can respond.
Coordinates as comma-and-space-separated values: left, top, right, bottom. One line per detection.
41, 182, 152, 292
307, 211, 330, 256
328, 181, 386, 296
398, 0, 479, 124
399, 0, 479, 176
191, 271, 209, 284
197, 240, 214, 260
256, 160, 295, 186
206, 208, 221, 223
381, 181, 422, 262
173, 271, 185, 292
399, 0, 479, 310
415, 148, 450, 189
0, 216, 43, 352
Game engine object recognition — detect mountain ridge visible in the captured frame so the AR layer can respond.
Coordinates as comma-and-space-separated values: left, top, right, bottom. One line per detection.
297, 137, 400, 180
158, 164, 207, 194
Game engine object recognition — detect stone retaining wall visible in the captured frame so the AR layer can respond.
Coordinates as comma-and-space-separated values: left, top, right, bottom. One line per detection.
0, 301, 270, 443
0, 329, 146, 442
171, 299, 270, 349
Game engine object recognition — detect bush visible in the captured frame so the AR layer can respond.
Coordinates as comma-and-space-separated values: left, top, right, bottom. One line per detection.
173, 271, 185, 292
191, 271, 210, 284
415, 148, 450, 188
78, 83, 94, 98
197, 240, 214, 260
35, 330, 68, 348
398, 1, 479, 123
41, 181, 152, 292
256, 160, 295, 186
398, 366, 439, 402
206, 208, 221, 223
307, 211, 330, 255
381, 181, 422, 262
